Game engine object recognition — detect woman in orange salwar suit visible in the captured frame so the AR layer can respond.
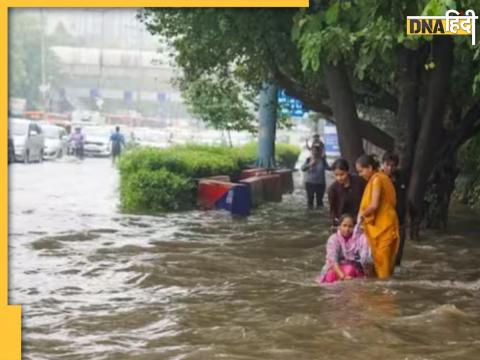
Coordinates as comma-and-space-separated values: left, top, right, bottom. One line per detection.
356, 155, 399, 279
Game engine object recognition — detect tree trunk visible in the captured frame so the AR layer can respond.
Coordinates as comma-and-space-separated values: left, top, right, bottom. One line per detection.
424, 155, 459, 229
257, 83, 277, 168
323, 63, 364, 167
393, 47, 422, 260
407, 37, 454, 240
395, 47, 421, 246
227, 129, 233, 147
396, 47, 421, 175
422, 103, 480, 229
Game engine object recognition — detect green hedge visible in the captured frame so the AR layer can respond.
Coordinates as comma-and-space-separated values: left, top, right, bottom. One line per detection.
234, 142, 301, 169
118, 142, 300, 213
276, 143, 302, 169
120, 168, 194, 212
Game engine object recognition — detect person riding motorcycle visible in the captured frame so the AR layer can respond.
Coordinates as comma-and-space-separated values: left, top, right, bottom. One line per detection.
68, 127, 85, 159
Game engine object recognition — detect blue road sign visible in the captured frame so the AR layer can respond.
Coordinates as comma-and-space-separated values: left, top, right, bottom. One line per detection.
124, 90, 133, 103
90, 88, 99, 99
157, 92, 167, 102
277, 89, 306, 118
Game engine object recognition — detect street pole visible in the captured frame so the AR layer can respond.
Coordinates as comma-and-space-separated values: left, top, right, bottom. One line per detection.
40, 8, 47, 116
97, 9, 105, 92
136, 25, 144, 113
96, 9, 106, 115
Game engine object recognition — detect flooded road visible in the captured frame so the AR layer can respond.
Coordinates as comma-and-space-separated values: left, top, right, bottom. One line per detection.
9, 158, 480, 360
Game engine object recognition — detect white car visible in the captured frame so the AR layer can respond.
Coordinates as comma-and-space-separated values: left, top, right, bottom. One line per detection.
82, 126, 112, 157
10, 118, 45, 163
41, 123, 68, 160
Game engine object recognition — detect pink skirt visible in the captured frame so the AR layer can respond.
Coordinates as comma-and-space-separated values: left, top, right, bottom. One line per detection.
316, 262, 364, 284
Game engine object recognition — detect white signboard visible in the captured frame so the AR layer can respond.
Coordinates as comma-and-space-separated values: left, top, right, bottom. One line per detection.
324, 123, 341, 157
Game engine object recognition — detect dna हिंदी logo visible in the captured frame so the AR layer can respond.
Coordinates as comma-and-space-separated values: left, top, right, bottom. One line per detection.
406, 9, 477, 45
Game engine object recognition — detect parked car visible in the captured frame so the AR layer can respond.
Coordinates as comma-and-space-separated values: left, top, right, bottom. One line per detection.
82, 126, 112, 157
40, 123, 68, 160
10, 118, 45, 163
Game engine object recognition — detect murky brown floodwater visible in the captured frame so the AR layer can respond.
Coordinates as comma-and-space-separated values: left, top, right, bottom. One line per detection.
9, 157, 480, 360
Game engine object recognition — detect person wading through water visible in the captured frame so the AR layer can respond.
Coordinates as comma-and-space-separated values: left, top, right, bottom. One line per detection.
301, 144, 329, 210
356, 154, 399, 279
110, 126, 125, 165
327, 158, 366, 228
382, 152, 408, 266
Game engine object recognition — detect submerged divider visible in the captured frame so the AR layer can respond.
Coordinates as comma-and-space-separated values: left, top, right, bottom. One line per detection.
273, 169, 294, 194
199, 169, 292, 216
239, 176, 265, 208
198, 178, 251, 216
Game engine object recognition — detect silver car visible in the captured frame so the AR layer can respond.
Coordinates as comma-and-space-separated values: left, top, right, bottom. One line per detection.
82, 126, 112, 157
41, 123, 68, 160
10, 118, 45, 163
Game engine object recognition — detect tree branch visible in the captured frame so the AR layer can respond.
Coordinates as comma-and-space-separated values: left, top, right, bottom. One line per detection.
271, 61, 395, 151
355, 80, 398, 114
441, 102, 480, 156
472, 120, 480, 137
358, 119, 395, 151
457, 103, 480, 146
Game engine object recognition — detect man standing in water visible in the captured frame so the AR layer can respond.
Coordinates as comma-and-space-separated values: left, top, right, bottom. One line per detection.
305, 134, 323, 151
301, 145, 329, 209
382, 152, 408, 266
110, 126, 125, 165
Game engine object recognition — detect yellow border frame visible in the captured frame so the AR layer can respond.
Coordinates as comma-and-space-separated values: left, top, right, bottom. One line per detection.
1, 5, 22, 360
1, 1, 307, 359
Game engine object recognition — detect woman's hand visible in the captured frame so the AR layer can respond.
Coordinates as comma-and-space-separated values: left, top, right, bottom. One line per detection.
333, 264, 346, 281
357, 213, 364, 224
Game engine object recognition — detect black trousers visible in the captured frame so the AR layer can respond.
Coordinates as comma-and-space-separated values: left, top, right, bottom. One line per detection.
305, 182, 326, 208
395, 222, 406, 266
74, 146, 84, 159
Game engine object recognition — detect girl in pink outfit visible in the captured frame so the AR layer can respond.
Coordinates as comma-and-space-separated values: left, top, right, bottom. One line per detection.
317, 214, 371, 284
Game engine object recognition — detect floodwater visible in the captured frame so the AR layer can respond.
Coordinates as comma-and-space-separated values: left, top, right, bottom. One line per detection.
9, 158, 480, 360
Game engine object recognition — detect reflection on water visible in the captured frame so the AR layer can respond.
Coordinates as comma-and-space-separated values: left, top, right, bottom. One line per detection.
9, 159, 480, 359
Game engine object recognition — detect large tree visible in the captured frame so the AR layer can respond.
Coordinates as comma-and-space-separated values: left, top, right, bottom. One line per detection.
180, 76, 258, 139
142, 0, 480, 238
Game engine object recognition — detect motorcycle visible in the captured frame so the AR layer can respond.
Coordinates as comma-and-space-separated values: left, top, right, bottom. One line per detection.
68, 141, 84, 160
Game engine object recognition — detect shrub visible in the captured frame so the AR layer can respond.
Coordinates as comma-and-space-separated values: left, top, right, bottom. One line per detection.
234, 142, 301, 169
118, 141, 301, 213
276, 143, 301, 169
119, 145, 257, 179
120, 168, 194, 212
